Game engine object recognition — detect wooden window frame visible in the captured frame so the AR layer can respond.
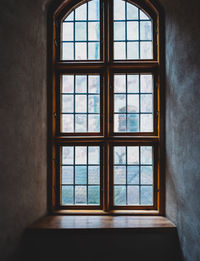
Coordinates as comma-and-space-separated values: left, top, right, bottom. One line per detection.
49, 0, 165, 215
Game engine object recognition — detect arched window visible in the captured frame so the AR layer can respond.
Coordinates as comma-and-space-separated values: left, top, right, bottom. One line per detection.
51, 0, 164, 213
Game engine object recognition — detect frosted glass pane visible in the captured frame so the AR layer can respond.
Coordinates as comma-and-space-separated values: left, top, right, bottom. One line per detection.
62, 114, 74, 132
89, 146, 100, 164
75, 22, 86, 40
75, 43, 87, 60
127, 186, 139, 205
114, 95, 126, 113
141, 186, 153, 205
140, 42, 153, 59
75, 146, 87, 164
63, 23, 73, 41
88, 115, 100, 132
88, 186, 100, 205
75, 95, 87, 113
75, 186, 87, 204
75, 3, 87, 20
127, 2, 138, 20
75, 114, 87, 132
88, 22, 100, 41
114, 42, 126, 59
62, 95, 74, 113
127, 94, 139, 113
62, 43, 74, 60
141, 114, 153, 132
141, 146, 152, 164
140, 21, 152, 40
114, 146, 126, 164
141, 75, 153, 93
75, 166, 87, 184
141, 94, 153, 113
88, 75, 100, 93
114, 166, 126, 184
114, 186, 126, 205
62, 186, 73, 205
114, 0, 125, 20
127, 146, 139, 164
127, 166, 139, 184
114, 75, 126, 93
114, 114, 126, 132
140, 10, 150, 20
141, 166, 153, 184
88, 0, 99, 20
62, 166, 73, 184
64, 11, 74, 21
89, 95, 100, 113
62, 147, 74, 165
114, 22, 125, 41
62, 75, 74, 93
88, 42, 100, 60
88, 166, 100, 185
127, 22, 138, 40
127, 75, 139, 93
127, 42, 139, 59
75, 75, 87, 93
127, 114, 139, 132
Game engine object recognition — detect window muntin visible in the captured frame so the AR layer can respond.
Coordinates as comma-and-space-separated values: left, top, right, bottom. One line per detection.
61, 146, 101, 206
113, 0, 153, 60
61, 0, 100, 60
113, 74, 153, 133
53, 0, 161, 212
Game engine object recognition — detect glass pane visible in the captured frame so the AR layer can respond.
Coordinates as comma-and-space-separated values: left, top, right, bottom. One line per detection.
127, 75, 139, 93
63, 23, 73, 41
75, 186, 87, 204
114, 42, 126, 60
114, 75, 126, 93
127, 2, 138, 19
62, 186, 73, 205
141, 75, 153, 93
140, 10, 150, 20
114, 146, 126, 164
89, 146, 100, 164
127, 146, 139, 164
89, 95, 100, 113
127, 166, 139, 184
88, 166, 100, 184
114, 0, 125, 20
114, 22, 125, 41
114, 186, 126, 205
62, 147, 74, 165
140, 21, 152, 40
62, 95, 74, 113
64, 11, 74, 22
88, 75, 100, 93
140, 42, 153, 59
141, 186, 153, 205
88, 186, 100, 205
127, 186, 139, 205
114, 166, 126, 184
127, 94, 139, 113
141, 94, 153, 113
127, 42, 139, 59
114, 114, 126, 132
75, 22, 86, 40
141, 146, 152, 164
88, 0, 99, 20
62, 166, 73, 184
127, 114, 139, 132
75, 95, 87, 113
75, 3, 87, 20
114, 95, 126, 113
75, 75, 87, 93
75, 43, 87, 60
88, 115, 100, 132
75, 114, 87, 132
88, 42, 100, 60
75, 166, 87, 185
127, 21, 138, 40
141, 166, 153, 184
62, 43, 74, 60
62, 114, 74, 132
75, 146, 87, 164
88, 22, 100, 41
62, 75, 74, 93
140, 114, 153, 132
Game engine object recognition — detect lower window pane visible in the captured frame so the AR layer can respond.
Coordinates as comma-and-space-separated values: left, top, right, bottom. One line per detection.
113, 145, 154, 206
61, 146, 101, 206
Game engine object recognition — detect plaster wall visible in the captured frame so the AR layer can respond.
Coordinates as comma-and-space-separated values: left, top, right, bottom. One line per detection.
0, 1, 48, 260
160, 0, 200, 260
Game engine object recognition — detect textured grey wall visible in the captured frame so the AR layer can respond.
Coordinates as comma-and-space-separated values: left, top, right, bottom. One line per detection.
160, 0, 200, 260
0, 0, 200, 261
0, 1, 48, 260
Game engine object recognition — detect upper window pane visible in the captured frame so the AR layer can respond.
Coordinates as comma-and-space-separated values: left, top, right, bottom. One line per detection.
114, 0, 153, 60
61, 0, 100, 61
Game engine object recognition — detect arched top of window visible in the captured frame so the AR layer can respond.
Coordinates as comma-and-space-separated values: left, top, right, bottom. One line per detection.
54, 0, 160, 62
